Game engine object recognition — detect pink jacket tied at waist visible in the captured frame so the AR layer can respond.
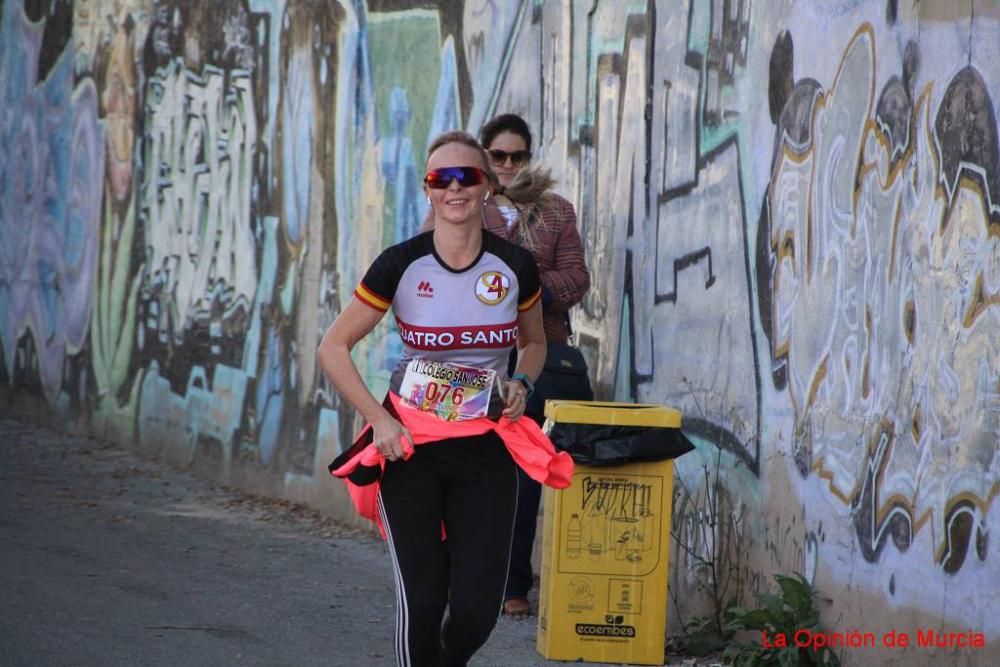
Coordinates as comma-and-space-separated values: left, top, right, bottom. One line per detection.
330, 393, 574, 537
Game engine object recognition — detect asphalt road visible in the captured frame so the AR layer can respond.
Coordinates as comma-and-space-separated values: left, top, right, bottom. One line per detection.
1, 417, 663, 667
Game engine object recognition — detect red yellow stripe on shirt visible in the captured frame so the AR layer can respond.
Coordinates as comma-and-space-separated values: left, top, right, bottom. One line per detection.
355, 283, 391, 312
518, 288, 542, 312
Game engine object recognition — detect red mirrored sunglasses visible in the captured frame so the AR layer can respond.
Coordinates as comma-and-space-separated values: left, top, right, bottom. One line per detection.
423, 166, 488, 189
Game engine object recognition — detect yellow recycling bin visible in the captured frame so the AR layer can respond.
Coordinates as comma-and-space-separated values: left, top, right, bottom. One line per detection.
536, 400, 691, 666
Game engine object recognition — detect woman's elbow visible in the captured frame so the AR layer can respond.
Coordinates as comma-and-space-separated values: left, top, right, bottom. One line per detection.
317, 334, 346, 367
316, 333, 333, 359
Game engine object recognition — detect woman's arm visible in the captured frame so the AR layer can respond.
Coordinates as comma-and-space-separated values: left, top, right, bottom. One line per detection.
502, 301, 546, 421
539, 197, 590, 312
317, 298, 413, 459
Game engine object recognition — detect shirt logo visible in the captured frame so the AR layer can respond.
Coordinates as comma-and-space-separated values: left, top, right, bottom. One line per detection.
417, 280, 434, 298
475, 271, 510, 305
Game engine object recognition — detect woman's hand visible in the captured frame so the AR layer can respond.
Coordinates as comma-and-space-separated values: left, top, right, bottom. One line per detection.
371, 413, 414, 461
501, 379, 529, 421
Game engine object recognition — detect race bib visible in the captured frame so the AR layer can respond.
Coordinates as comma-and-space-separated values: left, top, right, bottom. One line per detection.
399, 359, 496, 421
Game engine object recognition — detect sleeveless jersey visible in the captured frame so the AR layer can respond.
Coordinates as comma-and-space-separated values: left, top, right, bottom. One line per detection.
354, 230, 542, 407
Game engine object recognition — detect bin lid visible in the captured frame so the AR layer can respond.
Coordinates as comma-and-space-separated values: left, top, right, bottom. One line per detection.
543, 400, 682, 428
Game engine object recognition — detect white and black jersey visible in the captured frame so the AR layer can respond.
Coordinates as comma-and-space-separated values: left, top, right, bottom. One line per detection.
354, 230, 541, 404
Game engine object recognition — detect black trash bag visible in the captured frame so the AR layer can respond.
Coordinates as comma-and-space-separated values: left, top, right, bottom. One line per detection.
547, 422, 696, 467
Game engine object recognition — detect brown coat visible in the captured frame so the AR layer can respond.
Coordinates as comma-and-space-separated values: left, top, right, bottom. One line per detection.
483, 192, 590, 343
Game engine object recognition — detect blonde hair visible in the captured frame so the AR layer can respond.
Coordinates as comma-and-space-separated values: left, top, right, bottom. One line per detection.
426, 131, 499, 188
489, 168, 562, 255
497, 166, 556, 204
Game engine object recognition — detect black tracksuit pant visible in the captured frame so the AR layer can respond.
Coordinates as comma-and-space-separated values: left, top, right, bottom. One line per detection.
377, 431, 518, 667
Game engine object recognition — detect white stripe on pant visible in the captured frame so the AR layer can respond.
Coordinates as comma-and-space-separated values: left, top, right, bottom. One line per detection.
377, 431, 517, 666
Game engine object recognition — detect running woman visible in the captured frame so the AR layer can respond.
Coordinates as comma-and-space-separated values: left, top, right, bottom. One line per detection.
319, 131, 569, 666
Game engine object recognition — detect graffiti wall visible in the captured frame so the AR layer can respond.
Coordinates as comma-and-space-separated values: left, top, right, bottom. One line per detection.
2, 0, 998, 660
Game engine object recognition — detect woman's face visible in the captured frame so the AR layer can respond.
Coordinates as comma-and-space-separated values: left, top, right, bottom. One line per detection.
486, 131, 530, 187
425, 142, 491, 227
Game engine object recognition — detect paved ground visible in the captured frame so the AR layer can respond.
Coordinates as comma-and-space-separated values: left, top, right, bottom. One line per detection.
1, 417, 707, 666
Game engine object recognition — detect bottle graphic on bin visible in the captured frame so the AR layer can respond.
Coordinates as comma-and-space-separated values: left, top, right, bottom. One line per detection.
567, 513, 582, 559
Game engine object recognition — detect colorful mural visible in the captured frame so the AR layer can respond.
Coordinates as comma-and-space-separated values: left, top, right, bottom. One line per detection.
760, 24, 1000, 577
2, 0, 998, 652
1, 0, 104, 405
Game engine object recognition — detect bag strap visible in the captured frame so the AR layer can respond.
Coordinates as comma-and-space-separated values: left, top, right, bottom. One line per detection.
565, 311, 579, 346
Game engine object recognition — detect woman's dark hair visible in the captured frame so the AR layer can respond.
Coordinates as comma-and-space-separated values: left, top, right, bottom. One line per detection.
479, 113, 532, 152
478, 114, 550, 203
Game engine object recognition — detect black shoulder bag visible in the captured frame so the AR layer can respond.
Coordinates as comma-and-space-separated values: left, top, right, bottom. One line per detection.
525, 315, 594, 419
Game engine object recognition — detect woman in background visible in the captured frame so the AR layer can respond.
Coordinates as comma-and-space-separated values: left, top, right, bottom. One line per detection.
479, 113, 591, 617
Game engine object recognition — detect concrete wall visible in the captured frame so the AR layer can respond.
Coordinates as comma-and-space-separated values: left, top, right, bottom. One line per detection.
1, 0, 998, 662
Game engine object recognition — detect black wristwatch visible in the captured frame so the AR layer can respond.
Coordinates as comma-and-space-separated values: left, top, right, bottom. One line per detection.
511, 372, 534, 396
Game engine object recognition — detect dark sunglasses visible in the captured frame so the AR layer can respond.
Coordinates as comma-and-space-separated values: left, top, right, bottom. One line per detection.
487, 149, 532, 167
423, 166, 488, 189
